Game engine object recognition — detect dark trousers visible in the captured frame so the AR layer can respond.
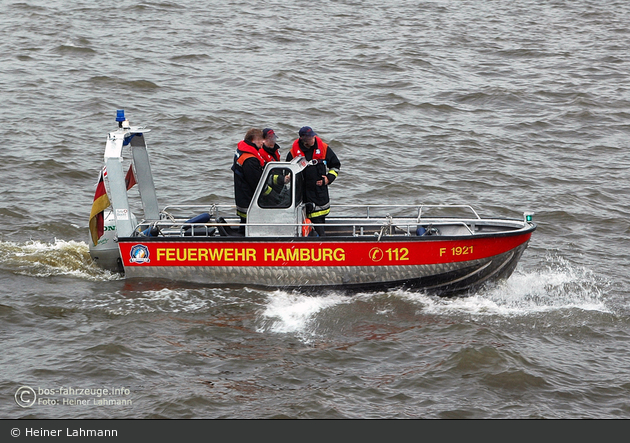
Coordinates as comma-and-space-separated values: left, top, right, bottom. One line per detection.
310, 215, 326, 237
238, 216, 246, 234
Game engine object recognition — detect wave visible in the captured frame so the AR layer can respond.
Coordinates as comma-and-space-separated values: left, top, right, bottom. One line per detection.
0, 239, 119, 281
390, 254, 608, 317
53, 44, 96, 55
87, 76, 160, 90
257, 253, 612, 338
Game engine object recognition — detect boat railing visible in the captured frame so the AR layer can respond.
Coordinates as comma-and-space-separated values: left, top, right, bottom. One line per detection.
131, 217, 519, 239
160, 203, 483, 220
416, 204, 481, 220
126, 203, 526, 239
161, 204, 235, 219
328, 204, 482, 220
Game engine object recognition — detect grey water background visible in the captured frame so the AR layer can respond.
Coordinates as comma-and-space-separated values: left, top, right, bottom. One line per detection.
1, 0, 629, 419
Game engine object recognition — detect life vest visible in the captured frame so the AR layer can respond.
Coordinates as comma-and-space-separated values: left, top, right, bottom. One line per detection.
290, 136, 328, 160
259, 146, 281, 163
235, 140, 265, 167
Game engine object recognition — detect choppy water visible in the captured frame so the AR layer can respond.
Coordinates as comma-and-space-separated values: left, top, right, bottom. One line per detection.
1, 0, 630, 419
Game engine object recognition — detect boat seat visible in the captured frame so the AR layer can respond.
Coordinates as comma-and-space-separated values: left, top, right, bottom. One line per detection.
216, 217, 244, 237
181, 212, 217, 236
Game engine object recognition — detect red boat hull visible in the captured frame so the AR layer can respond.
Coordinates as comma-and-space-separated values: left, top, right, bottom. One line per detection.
117, 231, 533, 294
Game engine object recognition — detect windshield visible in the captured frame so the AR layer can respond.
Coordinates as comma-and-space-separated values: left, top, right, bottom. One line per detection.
257, 167, 293, 209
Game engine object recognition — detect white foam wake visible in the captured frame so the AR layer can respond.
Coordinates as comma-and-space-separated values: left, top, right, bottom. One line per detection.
0, 238, 119, 281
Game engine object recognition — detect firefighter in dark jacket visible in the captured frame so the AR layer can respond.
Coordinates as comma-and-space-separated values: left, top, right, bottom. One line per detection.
286, 126, 341, 236
259, 127, 291, 205
231, 128, 266, 226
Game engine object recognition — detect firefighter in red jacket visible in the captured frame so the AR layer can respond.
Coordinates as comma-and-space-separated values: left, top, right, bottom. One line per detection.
231, 128, 266, 227
260, 128, 281, 163
286, 126, 341, 236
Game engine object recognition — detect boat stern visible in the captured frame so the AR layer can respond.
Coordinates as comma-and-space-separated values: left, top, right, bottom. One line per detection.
89, 208, 136, 273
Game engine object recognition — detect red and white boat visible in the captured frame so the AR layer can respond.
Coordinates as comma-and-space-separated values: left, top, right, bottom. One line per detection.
89, 111, 536, 295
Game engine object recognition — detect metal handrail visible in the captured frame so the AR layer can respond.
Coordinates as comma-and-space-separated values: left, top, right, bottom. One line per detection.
127, 203, 528, 240
416, 204, 481, 220
323, 204, 483, 220
132, 216, 528, 239
160, 204, 481, 215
